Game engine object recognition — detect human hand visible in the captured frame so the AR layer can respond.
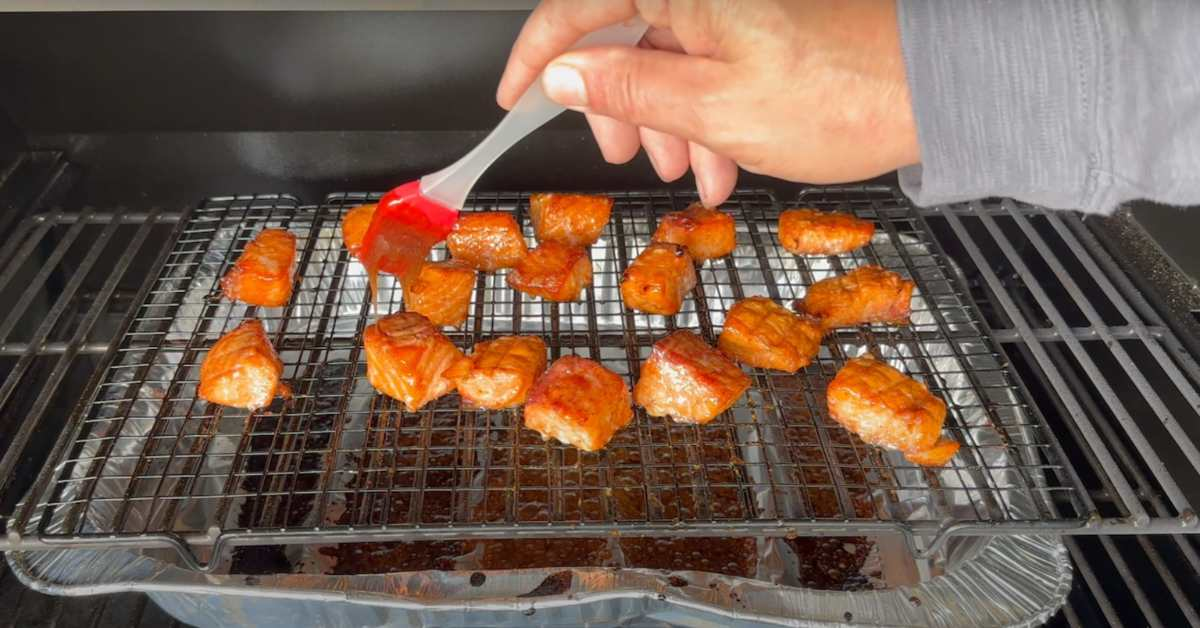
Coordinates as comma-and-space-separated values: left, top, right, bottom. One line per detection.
497, 0, 920, 206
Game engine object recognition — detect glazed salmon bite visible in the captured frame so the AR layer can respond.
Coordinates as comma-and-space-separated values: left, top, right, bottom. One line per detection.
651, 203, 736, 261
718, 296, 823, 372
453, 335, 547, 410
796, 265, 914, 330
507, 240, 593, 302
778, 208, 874, 256
528, 192, 613, 247
199, 319, 290, 410
404, 260, 477, 327
620, 242, 697, 316
524, 355, 633, 452
220, 228, 297, 307
363, 312, 465, 412
634, 331, 750, 425
341, 203, 376, 260
446, 212, 528, 271
826, 355, 959, 466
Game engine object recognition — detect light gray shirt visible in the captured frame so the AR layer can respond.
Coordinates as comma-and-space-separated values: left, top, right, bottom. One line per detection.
896, 1, 1200, 214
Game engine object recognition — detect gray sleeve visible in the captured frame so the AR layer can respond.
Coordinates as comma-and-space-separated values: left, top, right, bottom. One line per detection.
895, 1, 1200, 214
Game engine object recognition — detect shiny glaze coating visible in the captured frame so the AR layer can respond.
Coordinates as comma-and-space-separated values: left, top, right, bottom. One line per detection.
778, 208, 874, 256
635, 330, 750, 424
651, 203, 736, 261
507, 240, 593, 302
363, 312, 465, 411
796, 265, 913, 330
199, 319, 289, 410
718, 296, 823, 372
620, 242, 697, 315
220, 228, 297, 307
446, 211, 528, 271
524, 355, 633, 452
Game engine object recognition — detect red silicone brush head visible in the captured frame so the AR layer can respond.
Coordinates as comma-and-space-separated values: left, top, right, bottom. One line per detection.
360, 180, 460, 288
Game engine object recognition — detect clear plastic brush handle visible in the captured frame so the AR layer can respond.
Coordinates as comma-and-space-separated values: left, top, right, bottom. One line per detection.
420, 17, 649, 210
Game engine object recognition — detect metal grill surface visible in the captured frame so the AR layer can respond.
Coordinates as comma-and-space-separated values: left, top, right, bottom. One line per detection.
12, 188, 1092, 566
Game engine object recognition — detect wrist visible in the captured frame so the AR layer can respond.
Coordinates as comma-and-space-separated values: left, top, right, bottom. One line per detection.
881, 0, 921, 170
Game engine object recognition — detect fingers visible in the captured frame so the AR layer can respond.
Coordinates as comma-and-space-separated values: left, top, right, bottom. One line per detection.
541, 45, 730, 145
496, 0, 639, 109
639, 126, 689, 181
585, 114, 641, 164
586, 117, 735, 203
689, 142, 738, 207
641, 25, 685, 53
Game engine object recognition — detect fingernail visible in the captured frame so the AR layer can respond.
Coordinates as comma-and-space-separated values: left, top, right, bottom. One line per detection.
542, 63, 588, 108
696, 174, 713, 207
645, 149, 666, 180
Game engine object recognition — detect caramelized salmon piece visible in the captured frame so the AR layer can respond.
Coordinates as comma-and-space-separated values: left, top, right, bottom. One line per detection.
903, 436, 960, 466
404, 260, 477, 327
634, 330, 750, 424
528, 192, 613, 246
620, 243, 697, 315
199, 319, 290, 410
651, 203, 736, 261
826, 355, 957, 465
796, 265, 913, 330
524, 355, 633, 451
341, 203, 376, 260
454, 335, 548, 410
445, 212, 528, 271
778, 208, 874, 256
718, 296, 823, 372
507, 241, 593, 302
220, 228, 297, 307
363, 312, 465, 412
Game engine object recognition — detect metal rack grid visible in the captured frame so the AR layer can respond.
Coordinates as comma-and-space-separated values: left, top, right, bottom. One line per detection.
7, 186, 1178, 571
885, 189, 1200, 628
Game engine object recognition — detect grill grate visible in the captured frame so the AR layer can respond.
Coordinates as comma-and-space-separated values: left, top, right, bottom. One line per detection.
8, 187, 1192, 571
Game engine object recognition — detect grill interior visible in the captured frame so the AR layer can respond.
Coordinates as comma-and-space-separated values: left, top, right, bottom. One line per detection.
6, 187, 1097, 567
0, 182, 1197, 626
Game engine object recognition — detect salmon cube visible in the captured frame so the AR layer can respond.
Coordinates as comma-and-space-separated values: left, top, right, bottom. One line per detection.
826, 355, 951, 463
528, 192, 613, 246
446, 212, 528, 271
199, 319, 290, 410
634, 331, 750, 424
796, 265, 913, 330
341, 203, 376, 260
651, 203, 736, 261
778, 208, 874, 256
524, 355, 633, 451
454, 335, 548, 409
620, 243, 697, 315
404, 260, 477, 327
718, 297, 823, 372
507, 241, 592, 302
220, 228, 296, 307
363, 312, 466, 412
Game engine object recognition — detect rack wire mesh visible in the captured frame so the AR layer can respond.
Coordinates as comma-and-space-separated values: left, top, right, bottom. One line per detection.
3, 185, 1200, 625
6, 186, 1167, 569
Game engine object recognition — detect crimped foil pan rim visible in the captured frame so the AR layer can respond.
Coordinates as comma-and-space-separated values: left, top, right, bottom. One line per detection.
8, 530, 1071, 628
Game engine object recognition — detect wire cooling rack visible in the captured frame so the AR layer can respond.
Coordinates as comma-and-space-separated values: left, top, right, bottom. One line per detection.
8, 187, 1094, 569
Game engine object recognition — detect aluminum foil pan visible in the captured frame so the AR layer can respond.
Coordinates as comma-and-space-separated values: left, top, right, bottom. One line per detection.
11, 532, 1069, 627
8, 199, 1071, 627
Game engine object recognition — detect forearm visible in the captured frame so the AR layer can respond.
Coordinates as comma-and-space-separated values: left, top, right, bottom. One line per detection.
896, 0, 1200, 213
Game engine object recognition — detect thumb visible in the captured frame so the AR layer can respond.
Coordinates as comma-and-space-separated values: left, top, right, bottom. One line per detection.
541, 46, 731, 147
